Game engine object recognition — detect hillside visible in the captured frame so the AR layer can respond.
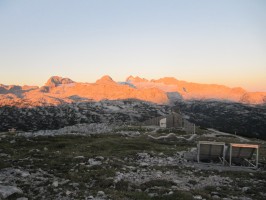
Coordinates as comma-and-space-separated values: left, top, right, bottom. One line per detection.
0, 99, 171, 132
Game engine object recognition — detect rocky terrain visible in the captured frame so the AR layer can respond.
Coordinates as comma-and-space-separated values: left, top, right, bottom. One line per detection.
0, 75, 265, 107
175, 100, 266, 140
127, 76, 266, 104
1, 98, 265, 140
0, 99, 170, 132
1, 76, 266, 199
0, 125, 265, 200
0, 76, 168, 107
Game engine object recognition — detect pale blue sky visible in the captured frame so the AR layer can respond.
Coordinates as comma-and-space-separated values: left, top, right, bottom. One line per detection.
0, 0, 265, 91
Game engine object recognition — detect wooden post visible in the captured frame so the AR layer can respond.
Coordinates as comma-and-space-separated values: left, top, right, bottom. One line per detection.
197, 143, 200, 163
223, 144, 226, 166
256, 147, 259, 169
229, 144, 232, 167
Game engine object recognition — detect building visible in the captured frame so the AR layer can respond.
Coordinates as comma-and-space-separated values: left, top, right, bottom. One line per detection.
142, 112, 184, 128
141, 112, 195, 134
8, 128, 16, 133
159, 118, 166, 128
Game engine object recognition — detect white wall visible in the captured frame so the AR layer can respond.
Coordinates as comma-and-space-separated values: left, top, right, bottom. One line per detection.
160, 118, 166, 128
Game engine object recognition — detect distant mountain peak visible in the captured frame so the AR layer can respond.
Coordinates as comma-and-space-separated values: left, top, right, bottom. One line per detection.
96, 75, 116, 84
151, 77, 178, 84
0, 75, 265, 106
45, 76, 75, 87
126, 76, 148, 83
126, 75, 134, 81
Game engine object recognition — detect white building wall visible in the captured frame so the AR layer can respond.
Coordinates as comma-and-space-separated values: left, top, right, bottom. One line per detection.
160, 118, 167, 128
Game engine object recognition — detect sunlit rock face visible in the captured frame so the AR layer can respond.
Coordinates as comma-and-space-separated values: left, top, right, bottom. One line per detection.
239, 92, 266, 104
45, 76, 75, 87
95, 75, 117, 85
0, 76, 169, 107
0, 75, 265, 107
45, 76, 168, 104
127, 76, 266, 104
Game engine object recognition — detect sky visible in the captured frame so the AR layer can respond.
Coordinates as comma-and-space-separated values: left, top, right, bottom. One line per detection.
0, 0, 265, 91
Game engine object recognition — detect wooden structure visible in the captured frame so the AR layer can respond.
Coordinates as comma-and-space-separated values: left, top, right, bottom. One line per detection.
197, 141, 226, 165
228, 143, 259, 169
197, 141, 260, 168
159, 118, 166, 128
8, 128, 16, 133
141, 113, 183, 128
141, 112, 195, 133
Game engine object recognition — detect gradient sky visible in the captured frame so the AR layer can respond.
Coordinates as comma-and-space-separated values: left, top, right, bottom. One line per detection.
0, 0, 265, 91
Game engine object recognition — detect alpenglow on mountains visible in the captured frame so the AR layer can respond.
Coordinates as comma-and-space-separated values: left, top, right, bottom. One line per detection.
0, 75, 265, 107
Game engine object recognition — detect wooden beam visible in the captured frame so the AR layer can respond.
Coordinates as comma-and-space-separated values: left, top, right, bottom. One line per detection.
230, 143, 259, 148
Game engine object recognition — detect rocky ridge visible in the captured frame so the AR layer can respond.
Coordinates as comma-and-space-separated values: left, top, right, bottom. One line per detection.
127, 76, 266, 104
0, 75, 265, 107
175, 100, 266, 140
0, 76, 169, 107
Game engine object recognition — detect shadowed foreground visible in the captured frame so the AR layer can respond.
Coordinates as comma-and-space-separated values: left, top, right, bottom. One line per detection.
0, 127, 266, 200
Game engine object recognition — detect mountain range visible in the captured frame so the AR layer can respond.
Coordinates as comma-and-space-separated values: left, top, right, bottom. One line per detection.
0, 75, 265, 107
